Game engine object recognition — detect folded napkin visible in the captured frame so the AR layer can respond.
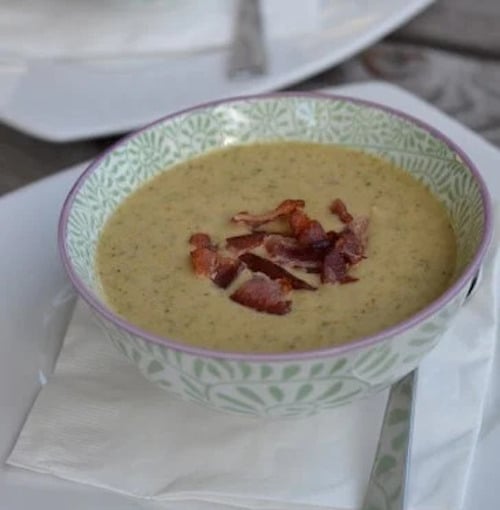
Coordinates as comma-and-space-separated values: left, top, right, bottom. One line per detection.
0, 0, 320, 61
7, 213, 499, 510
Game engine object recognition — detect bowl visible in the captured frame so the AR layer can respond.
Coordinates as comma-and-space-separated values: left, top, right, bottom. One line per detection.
59, 93, 492, 417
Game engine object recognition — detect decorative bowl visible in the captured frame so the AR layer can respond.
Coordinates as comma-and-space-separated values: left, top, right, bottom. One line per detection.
59, 93, 492, 417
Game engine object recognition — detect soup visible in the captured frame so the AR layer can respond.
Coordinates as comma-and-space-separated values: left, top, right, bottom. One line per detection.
96, 142, 456, 353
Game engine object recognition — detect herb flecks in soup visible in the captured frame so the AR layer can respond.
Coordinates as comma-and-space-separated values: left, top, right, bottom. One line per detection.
187, 198, 369, 314
97, 143, 457, 353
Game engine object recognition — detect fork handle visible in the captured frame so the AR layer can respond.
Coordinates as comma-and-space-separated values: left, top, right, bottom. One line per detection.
227, 0, 267, 78
362, 370, 417, 510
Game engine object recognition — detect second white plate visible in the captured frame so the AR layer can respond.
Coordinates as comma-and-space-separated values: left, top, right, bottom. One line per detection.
0, 0, 433, 142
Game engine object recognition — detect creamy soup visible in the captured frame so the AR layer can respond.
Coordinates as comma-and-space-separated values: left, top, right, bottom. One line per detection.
97, 143, 456, 353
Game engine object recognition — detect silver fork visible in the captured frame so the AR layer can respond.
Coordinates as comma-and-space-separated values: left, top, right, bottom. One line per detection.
362, 271, 482, 510
362, 370, 417, 510
226, 0, 267, 79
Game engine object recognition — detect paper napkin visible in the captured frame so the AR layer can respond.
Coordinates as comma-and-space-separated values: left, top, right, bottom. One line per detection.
7, 214, 499, 510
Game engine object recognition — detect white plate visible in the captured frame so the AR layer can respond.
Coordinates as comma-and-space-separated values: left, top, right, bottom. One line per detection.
0, 0, 433, 142
1, 82, 499, 510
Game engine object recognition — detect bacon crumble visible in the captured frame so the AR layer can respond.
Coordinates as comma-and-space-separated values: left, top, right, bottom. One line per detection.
189, 232, 216, 250
190, 247, 217, 277
264, 235, 326, 271
335, 229, 365, 265
213, 260, 242, 289
231, 199, 305, 228
289, 209, 328, 246
330, 198, 354, 224
239, 252, 316, 291
322, 248, 358, 284
230, 275, 292, 315
190, 247, 242, 289
189, 198, 369, 315
226, 232, 266, 253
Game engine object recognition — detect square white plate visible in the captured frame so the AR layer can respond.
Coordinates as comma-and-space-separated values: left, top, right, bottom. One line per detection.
0, 0, 433, 142
1, 82, 499, 510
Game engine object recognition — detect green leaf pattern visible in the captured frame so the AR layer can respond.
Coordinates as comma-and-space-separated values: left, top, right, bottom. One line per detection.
67, 96, 484, 416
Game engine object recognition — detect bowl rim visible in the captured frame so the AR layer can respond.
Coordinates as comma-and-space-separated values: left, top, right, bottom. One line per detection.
58, 91, 494, 362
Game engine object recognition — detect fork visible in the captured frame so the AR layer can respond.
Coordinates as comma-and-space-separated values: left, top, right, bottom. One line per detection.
362, 370, 417, 510
362, 271, 482, 509
226, 0, 267, 79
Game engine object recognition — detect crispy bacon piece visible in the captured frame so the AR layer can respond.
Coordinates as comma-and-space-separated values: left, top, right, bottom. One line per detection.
226, 232, 266, 253
239, 252, 316, 290
190, 247, 218, 277
212, 256, 243, 289
336, 230, 365, 265
297, 220, 328, 246
231, 199, 305, 228
264, 235, 326, 270
321, 216, 369, 283
326, 230, 339, 245
189, 233, 215, 250
335, 216, 369, 265
289, 209, 328, 246
330, 199, 354, 224
230, 275, 292, 315
264, 234, 298, 253
190, 247, 242, 288
289, 209, 310, 237
321, 248, 358, 284
265, 234, 300, 257
322, 249, 346, 284
252, 230, 295, 237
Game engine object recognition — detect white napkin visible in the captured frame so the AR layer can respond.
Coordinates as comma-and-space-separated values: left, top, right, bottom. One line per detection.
0, 0, 320, 61
7, 214, 499, 510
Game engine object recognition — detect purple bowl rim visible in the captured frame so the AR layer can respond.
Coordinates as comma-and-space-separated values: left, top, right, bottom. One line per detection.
58, 91, 494, 362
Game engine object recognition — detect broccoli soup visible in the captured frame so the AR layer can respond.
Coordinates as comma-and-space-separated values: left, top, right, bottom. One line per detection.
96, 142, 456, 354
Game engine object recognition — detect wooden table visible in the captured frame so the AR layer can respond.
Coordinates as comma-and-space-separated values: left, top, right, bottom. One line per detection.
1, 0, 499, 196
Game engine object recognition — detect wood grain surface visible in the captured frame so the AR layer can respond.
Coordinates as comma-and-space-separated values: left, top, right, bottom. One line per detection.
1, 0, 499, 196
392, 0, 500, 57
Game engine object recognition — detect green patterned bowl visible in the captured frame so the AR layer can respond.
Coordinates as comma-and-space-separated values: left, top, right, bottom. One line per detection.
59, 93, 492, 417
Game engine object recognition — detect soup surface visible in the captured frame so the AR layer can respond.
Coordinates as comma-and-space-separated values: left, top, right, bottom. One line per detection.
97, 142, 456, 353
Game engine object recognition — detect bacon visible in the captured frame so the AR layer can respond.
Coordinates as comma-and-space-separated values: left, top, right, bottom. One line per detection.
239, 252, 316, 290
321, 248, 358, 284
212, 256, 243, 289
189, 198, 369, 309
335, 230, 365, 265
232, 199, 305, 228
226, 232, 266, 253
252, 230, 295, 237
264, 235, 326, 270
326, 230, 339, 245
289, 209, 310, 237
230, 275, 292, 315
330, 199, 353, 224
190, 247, 218, 277
190, 247, 242, 288
321, 217, 369, 284
289, 209, 328, 246
264, 234, 299, 257
335, 216, 369, 265
189, 232, 215, 250
297, 220, 328, 246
